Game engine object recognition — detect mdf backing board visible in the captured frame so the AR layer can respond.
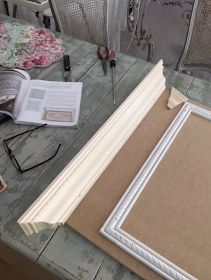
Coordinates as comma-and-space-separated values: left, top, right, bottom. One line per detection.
67, 90, 183, 280
121, 112, 211, 280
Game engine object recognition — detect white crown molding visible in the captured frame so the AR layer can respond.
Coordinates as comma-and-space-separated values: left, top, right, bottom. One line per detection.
100, 102, 211, 280
18, 60, 166, 236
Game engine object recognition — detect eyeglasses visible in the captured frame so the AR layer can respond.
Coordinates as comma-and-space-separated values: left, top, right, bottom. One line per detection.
3, 124, 61, 173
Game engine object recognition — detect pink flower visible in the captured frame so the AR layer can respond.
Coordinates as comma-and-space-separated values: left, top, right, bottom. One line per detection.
50, 44, 64, 53
31, 54, 51, 66
21, 59, 34, 69
0, 21, 6, 33
35, 42, 48, 50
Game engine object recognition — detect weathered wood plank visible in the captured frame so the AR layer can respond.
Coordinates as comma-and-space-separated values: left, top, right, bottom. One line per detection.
0, 22, 97, 157
94, 255, 143, 280
202, 82, 211, 107
0, 52, 136, 180
164, 67, 178, 89
0, 51, 136, 159
164, 68, 194, 95
0, 54, 136, 259
0, 209, 56, 260
38, 227, 105, 280
0, 121, 31, 157
172, 72, 194, 95
186, 76, 210, 105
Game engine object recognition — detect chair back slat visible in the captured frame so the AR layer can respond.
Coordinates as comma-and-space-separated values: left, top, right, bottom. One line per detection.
178, 0, 211, 72
49, 0, 108, 47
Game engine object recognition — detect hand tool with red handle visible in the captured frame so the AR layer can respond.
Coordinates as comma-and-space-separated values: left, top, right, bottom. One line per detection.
97, 46, 109, 76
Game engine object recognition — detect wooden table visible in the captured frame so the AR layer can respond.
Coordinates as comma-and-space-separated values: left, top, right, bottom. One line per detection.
0, 14, 211, 280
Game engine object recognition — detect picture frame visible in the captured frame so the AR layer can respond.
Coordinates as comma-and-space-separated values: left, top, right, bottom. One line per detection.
100, 102, 211, 280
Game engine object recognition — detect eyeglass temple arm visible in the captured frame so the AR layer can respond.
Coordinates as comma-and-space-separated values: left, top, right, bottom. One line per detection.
20, 144, 61, 173
4, 124, 47, 142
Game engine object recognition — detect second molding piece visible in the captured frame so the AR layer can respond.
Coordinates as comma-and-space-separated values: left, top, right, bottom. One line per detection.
18, 60, 166, 236
167, 87, 188, 109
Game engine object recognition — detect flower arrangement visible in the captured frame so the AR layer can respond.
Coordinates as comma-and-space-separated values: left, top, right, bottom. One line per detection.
0, 21, 64, 69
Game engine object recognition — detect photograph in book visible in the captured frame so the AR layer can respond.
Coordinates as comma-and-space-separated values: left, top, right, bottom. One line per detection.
0, 69, 27, 116
0, 69, 82, 127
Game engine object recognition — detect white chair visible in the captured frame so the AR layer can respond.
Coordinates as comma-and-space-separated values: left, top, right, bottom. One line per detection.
3, 0, 49, 26
49, 0, 127, 51
0, 1, 7, 14
178, 0, 211, 73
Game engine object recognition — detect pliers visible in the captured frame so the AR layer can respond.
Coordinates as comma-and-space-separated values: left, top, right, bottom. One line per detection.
97, 46, 109, 75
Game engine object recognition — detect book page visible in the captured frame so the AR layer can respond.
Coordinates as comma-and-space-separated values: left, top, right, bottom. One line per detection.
16, 80, 83, 127
0, 70, 28, 117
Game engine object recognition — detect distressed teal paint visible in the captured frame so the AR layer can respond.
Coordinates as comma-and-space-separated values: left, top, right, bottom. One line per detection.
0, 14, 210, 280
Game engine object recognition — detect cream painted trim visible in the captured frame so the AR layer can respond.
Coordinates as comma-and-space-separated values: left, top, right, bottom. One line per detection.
100, 102, 211, 280
18, 60, 166, 236
167, 87, 188, 109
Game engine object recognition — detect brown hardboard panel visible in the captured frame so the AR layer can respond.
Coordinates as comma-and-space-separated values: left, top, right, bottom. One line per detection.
67, 90, 183, 280
122, 113, 211, 280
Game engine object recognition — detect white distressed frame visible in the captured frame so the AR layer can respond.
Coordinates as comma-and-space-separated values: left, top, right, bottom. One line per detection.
18, 61, 166, 236
100, 102, 211, 280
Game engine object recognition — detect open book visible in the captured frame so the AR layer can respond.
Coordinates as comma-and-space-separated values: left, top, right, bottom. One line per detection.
0, 69, 82, 127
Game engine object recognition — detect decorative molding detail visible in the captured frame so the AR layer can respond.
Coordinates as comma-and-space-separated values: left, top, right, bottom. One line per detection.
156, 0, 194, 26
127, 0, 194, 64
127, 0, 154, 61
167, 87, 188, 109
100, 102, 211, 280
18, 60, 166, 236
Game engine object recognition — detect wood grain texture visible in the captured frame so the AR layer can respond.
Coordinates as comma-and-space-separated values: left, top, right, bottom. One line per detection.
38, 226, 105, 280
94, 255, 143, 280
